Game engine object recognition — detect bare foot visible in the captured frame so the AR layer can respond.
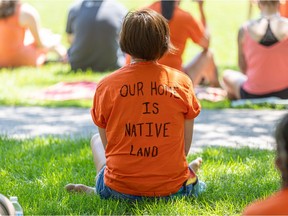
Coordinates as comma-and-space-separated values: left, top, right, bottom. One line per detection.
189, 157, 203, 173
65, 183, 95, 194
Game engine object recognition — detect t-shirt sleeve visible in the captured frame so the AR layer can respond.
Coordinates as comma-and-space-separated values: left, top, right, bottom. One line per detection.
66, 6, 76, 34
182, 78, 201, 119
90, 84, 111, 128
186, 15, 205, 45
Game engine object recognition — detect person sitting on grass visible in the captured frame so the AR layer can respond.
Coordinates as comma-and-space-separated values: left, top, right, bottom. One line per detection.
249, 0, 288, 19
0, 0, 66, 67
280, 0, 288, 17
66, 0, 127, 72
243, 113, 288, 215
65, 9, 205, 200
147, 0, 220, 88
223, 0, 288, 100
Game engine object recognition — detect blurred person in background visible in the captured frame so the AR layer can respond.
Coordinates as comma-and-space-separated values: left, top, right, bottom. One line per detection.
243, 113, 288, 215
248, 0, 288, 18
0, 0, 66, 67
223, 0, 288, 100
279, 0, 288, 17
66, 0, 127, 72
145, 0, 220, 87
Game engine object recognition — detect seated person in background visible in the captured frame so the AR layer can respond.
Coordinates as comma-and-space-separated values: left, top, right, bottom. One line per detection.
223, 0, 288, 100
0, 0, 66, 67
66, 0, 127, 72
280, 0, 288, 17
243, 113, 288, 215
145, 0, 220, 87
65, 9, 205, 199
248, 0, 288, 19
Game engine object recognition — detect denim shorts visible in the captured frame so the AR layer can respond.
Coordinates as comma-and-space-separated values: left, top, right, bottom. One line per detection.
95, 166, 206, 200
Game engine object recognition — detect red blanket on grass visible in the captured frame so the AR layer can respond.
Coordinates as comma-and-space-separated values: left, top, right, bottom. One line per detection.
29, 81, 226, 102
29, 81, 97, 101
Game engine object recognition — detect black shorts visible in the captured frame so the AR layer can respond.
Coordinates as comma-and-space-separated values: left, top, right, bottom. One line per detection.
240, 87, 288, 99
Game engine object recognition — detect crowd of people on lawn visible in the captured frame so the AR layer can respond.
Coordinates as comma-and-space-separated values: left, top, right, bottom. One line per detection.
1, 0, 287, 100
1, 0, 288, 214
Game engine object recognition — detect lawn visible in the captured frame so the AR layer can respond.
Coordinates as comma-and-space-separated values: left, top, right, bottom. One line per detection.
0, 1, 283, 215
1, 0, 284, 108
0, 136, 280, 215
0, 0, 254, 109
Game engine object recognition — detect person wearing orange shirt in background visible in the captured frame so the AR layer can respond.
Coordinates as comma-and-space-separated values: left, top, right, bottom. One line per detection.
279, 0, 288, 17
144, 0, 220, 87
0, 0, 66, 67
65, 9, 206, 199
223, 0, 288, 100
243, 113, 288, 215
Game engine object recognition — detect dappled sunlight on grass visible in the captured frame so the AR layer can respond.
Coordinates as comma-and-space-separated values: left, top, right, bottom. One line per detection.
0, 136, 280, 215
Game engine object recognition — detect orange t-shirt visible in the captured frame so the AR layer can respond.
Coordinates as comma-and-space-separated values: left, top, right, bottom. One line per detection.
0, 3, 45, 67
280, 1, 288, 18
91, 61, 200, 196
242, 27, 288, 94
148, 1, 205, 71
243, 189, 288, 215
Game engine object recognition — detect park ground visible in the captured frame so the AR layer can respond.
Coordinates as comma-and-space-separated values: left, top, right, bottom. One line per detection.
0, 0, 287, 215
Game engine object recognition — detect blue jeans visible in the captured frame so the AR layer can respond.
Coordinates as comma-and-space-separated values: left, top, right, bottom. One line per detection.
95, 166, 206, 200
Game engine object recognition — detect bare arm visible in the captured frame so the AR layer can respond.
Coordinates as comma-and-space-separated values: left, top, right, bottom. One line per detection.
18, 4, 45, 48
184, 119, 194, 156
19, 3, 62, 51
98, 127, 108, 149
248, 0, 258, 20
248, 1, 253, 20
197, 0, 206, 28
238, 27, 247, 73
197, 37, 210, 50
194, 0, 210, 50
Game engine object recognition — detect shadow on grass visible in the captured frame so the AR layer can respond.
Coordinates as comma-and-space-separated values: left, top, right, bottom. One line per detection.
188, 147, 279, 211
0, 137, 280, 215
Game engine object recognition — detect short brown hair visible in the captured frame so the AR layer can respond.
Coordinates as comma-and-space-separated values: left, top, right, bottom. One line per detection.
275, 114, 288, 183
120, 9, 174, 61
0, 0, 18, 19
258, 0, 279, 6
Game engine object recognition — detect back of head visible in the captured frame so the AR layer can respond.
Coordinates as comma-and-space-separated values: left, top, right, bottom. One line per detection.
275, 114, 288, 184
0, 0, 18, 19
276, 113, 288, 153
258, 0, 279, 7
119, 9, 173, 61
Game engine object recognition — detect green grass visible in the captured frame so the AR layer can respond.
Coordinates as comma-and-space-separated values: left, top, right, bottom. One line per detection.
2, 0, 284, 109
0, 62, 230, 108
0, 2, 282, 215
23, 0, 248, 68
0, 136, 280, 215
1, 63, 286, 109
22, 0, 249, 68
0, 0, 260, 109
0, 63, 109, 107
